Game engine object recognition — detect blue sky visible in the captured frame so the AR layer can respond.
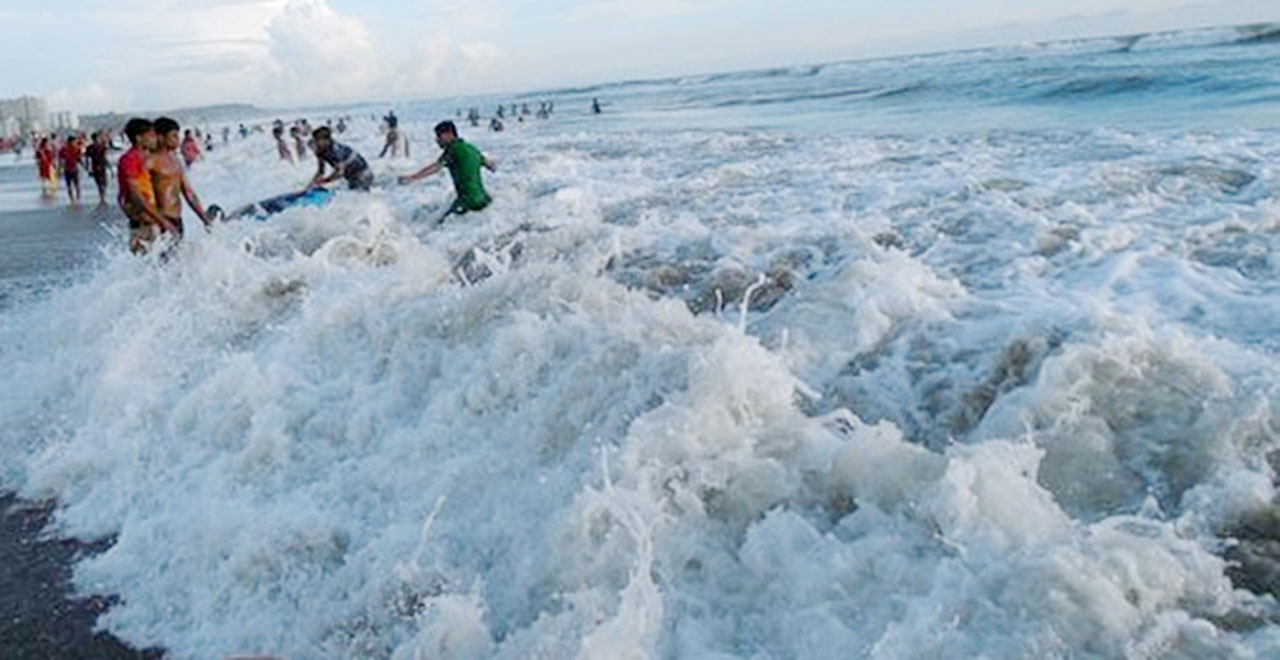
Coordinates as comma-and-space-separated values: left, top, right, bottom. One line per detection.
1, 0, 1277, 114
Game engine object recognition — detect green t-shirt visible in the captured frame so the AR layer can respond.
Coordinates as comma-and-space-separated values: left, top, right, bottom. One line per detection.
441, 139, 491, 211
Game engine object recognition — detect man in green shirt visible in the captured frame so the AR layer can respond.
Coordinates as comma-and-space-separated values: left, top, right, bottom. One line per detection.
399, 121, 496, 223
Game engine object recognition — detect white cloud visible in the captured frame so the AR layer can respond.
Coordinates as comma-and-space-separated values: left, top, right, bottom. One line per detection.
458, 41, 503, 68
573, 0, 722, 22
263, 0, 382, 104
47, 83, 134, 116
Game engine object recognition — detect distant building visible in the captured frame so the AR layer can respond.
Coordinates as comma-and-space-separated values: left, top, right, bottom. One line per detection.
0, 96, 49, 136
49, 111, 78, 133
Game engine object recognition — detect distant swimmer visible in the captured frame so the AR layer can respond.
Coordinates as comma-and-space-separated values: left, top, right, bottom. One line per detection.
181, 129, 201, 167
591, 97, 602, 114
490, 117, 504, 132
117, 118, 178, 253
152, 117, 210, 236
86, 130, 110, 206
398, 120, 495, 224
58, 133, 82, 205
310, 126, 374, 191
379, 112, 401, 158
290, 125, 307, 159
273, 124, 294, 163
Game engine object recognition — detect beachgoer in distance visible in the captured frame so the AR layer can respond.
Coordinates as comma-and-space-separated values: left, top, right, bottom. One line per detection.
181, 129, 201, 167
309, 126, 373, 191
379, 112, 401, 158
291, 125, 307, 159
58, 133, 82, 205
273, 124, 294, 163
36, 137, 56, 194
86, 131, 111, 206
117, 118, 178, 253
397, 121, 495, 222
152, 117, 210, 235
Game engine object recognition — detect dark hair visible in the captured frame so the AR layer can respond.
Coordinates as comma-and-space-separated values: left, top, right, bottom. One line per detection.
312, 126, 332, 140
154, 117, 180, 135
434, 121, 456, 136
124, 118, 153, 142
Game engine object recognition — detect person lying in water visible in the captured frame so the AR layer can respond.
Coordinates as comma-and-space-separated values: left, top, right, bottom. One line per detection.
398, 121, 495, 223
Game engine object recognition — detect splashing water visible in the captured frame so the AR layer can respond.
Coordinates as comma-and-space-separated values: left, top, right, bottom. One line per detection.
2, 25, 1280, 659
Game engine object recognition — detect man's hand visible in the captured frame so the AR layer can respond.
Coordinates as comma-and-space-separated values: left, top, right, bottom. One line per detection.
157, 216, 180, 236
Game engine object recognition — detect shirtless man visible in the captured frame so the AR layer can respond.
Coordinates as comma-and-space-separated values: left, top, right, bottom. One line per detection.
117, 118, 177, 252
151, 117, 209, 235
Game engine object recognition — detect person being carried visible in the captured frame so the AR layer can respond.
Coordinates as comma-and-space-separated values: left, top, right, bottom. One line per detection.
309, 126, 373, 191
85, 131, 111, 206
58, 133, 82, 205
397, 121, 495, 224
117, 118, 178, 253
151, 117, 210, 235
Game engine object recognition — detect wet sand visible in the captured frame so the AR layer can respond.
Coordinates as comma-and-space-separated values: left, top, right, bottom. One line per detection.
0, 162, 121, 310
0, 494, 162, 659
1, 165, 156, 656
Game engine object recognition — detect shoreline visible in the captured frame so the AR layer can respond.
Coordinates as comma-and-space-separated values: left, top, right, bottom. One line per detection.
0, 492, 163, 659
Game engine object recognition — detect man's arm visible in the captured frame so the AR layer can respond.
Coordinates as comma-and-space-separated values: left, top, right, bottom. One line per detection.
398, 157, 443, 185
482, 153, 497, 172
180, 174, 209, 227
309, 158, 331, 188
122, 179, 179, 235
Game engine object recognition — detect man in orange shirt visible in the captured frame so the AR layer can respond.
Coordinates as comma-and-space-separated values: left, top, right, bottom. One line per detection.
117, 118, 177, 253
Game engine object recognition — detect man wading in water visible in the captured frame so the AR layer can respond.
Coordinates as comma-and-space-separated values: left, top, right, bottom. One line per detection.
398, 121, 495, 224
151, 117, 210, 234
117, 118, 178, 253
309, 127, 373, 191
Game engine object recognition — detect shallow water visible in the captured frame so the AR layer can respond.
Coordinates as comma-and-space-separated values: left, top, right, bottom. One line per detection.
1, 23, 1279, 659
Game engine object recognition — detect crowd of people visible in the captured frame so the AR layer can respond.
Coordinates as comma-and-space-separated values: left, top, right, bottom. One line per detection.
114, 112, 497, 253
19, 125, 214, 209
9, 97, 614, 254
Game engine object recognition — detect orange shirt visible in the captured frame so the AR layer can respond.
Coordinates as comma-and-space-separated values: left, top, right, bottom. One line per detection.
117, 146, 155, 216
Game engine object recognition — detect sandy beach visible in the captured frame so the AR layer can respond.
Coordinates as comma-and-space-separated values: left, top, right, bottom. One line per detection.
0, 161, 149, 657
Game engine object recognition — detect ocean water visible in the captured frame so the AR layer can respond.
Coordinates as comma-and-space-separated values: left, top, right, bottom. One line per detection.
2, 23, 1279, 659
